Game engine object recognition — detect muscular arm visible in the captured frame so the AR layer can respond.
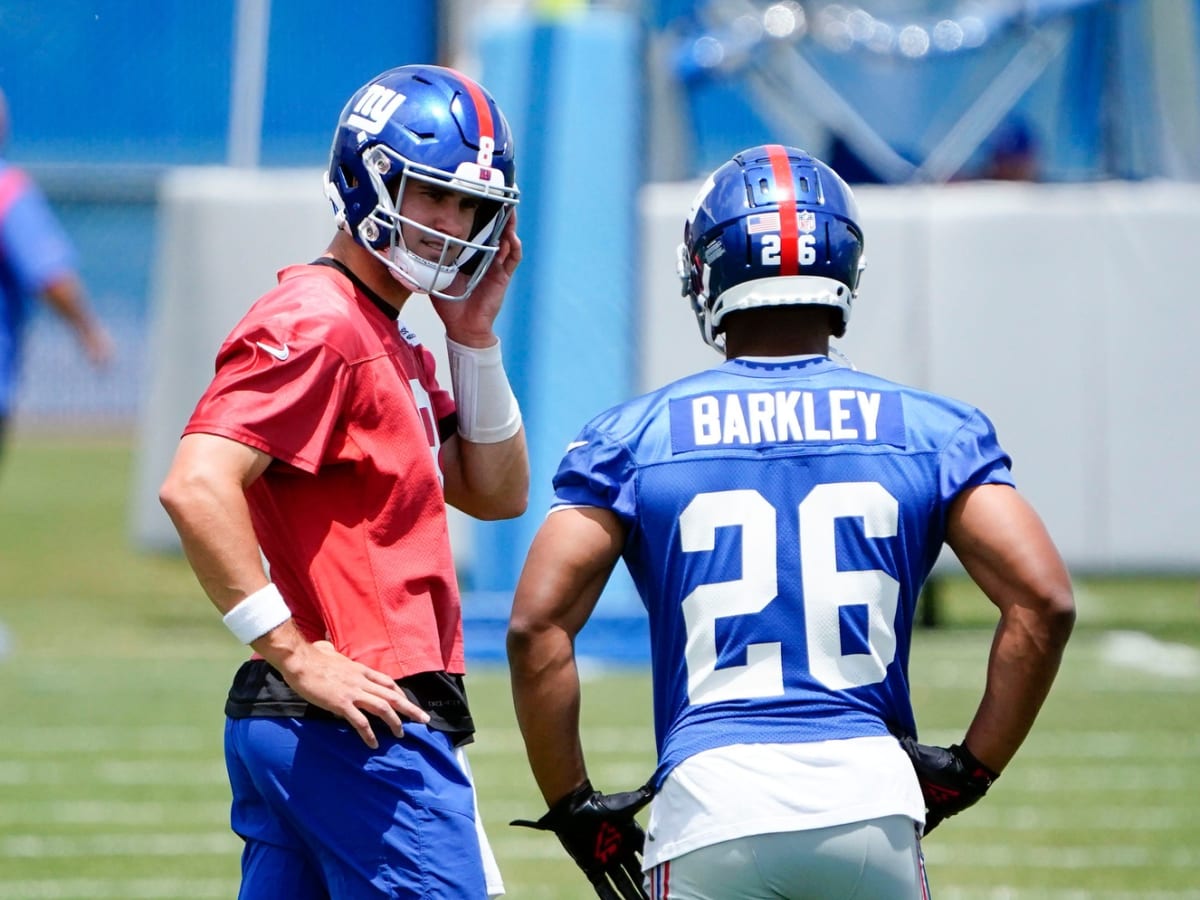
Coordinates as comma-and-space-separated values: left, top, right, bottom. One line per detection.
507, 506, 626, 805
440, 428, 529, 520
159, 432, 428, 747
158, 433, 273, 608
945, 483, 1076, 773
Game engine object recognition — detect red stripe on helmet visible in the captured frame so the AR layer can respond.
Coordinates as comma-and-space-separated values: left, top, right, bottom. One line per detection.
447, 67, 495, 166
766, 144, 799, 275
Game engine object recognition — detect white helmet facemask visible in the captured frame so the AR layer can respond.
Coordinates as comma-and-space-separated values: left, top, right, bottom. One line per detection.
351, 145, 515, 301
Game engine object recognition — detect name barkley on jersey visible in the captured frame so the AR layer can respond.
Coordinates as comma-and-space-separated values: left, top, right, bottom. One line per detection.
669, 388, 905, 451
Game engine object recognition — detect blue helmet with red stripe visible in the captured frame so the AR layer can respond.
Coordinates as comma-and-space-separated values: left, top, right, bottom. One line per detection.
324, 65, 519, 300
678, 145, 864, 350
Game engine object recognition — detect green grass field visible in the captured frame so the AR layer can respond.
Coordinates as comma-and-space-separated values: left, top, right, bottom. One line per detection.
1, 435, 1197, 898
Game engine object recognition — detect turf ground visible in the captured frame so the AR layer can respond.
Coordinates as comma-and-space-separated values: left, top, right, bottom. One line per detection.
1, 435, 1197, 898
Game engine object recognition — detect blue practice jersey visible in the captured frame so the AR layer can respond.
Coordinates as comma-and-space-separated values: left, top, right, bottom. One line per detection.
550, 355, 1014, 786
0, 162, 77, 414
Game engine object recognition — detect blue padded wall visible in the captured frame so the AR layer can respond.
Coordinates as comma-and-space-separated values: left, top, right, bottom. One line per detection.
470, 10, 642, 612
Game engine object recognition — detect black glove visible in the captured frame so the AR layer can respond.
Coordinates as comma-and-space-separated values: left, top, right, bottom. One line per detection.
899, 736, 999, 834
512, 779, 654, 900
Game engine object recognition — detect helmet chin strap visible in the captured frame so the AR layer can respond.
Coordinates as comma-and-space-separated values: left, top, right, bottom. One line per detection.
384, 245, 458, 295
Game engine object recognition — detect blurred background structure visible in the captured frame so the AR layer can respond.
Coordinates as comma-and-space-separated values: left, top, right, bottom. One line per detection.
2, 0, 1199, 661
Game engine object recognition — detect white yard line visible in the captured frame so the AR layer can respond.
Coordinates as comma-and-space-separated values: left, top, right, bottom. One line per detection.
1100, 630, 1200, 679
0, 879, 235, 899
0, 725, 213, 753
0, 799, 228, 826
914, 729, 1199, 757
0, 832, 238, 857
0, 759, 227, 786
946, 806, 1194, 830
921, 844, 1199, 869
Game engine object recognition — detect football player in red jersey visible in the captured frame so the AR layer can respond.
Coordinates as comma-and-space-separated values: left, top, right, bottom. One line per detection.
159, 65, 526, 899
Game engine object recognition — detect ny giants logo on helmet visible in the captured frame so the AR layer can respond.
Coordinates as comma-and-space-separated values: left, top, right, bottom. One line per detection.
347, 86, 405, 136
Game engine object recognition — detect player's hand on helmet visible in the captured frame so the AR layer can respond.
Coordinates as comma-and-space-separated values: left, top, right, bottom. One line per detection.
274, 639, 430, 749
436, 212, 521, 343
512, 778, 653, 900
898, 736, 999, 834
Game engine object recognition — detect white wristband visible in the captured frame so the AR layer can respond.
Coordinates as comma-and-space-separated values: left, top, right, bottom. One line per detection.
446, 336, 522, 443
222, 583, 292, 644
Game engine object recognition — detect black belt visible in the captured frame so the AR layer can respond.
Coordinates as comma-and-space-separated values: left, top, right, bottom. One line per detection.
224, 658, 476, 746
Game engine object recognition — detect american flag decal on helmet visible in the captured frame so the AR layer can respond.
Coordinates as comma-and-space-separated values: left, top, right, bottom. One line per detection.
747, 212, 780, 234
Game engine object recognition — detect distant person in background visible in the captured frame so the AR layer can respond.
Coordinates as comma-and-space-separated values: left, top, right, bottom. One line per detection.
826, 134, 890, 184
980, 114, 1040, 182
507, 145, 1075, 899
825, 134, 920, 185
159, 65, 526, 898
0, 87, 114, 458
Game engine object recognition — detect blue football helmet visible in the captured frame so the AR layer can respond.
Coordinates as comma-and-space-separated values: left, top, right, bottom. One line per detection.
324, 65, 519, 300
678, 145, 865, 350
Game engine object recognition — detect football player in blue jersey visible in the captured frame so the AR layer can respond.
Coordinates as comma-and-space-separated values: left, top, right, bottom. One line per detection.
507, 145, 1076, 899
0, 87, 113, 461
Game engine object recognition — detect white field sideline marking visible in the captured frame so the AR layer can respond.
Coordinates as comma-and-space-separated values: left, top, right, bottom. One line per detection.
0, 759, 227, 786
1, 832, 238, 858
921, 843, 1199, 870
0, 879, 235, 899
917, 660, 1199, 692
0, 799, 229, 827
0, 724, 214, 753
942, 806, 1193, 831
1000, 765, 1195, 792
1101, 630, 1200, 679
912, 729, 1199, 758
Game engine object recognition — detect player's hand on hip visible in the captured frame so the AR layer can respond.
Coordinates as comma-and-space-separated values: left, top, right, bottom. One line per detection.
278, 640, 431, 749
512, 778, 653, 900
898, 736, 999, 834
435, 211, 521, 345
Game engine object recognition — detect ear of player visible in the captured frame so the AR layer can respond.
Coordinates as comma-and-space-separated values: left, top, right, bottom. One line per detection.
512, 779, 655, 900
898, 736, 1000, 834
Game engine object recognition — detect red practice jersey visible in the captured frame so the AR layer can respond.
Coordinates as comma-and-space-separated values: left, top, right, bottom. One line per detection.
184, 262, 464, 677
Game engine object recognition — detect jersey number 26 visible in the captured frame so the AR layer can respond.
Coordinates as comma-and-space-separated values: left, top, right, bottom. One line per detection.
680, 483, 899, 706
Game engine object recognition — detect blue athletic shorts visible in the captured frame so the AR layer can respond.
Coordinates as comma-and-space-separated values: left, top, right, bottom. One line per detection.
225, 716, 489, 899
